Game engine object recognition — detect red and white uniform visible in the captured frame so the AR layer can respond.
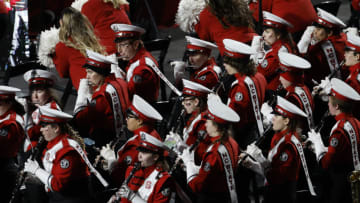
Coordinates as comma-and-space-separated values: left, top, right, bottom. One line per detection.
266, 131, 301, 184
352, 0, 360, 11
190, 58, 222, 90
194, 7, 257, 56
304, 34, 347, 86
52, 42, 87, 90
24, 100, 61, 152
257, 40, 293, 91
75, 75, 130, 147
249, 0, 317, 33
227, 72, 266, 140
111, 126, 161, 185
188, 136, 239, 201
183, 112, 212, 164
41, 133, 90, 193
346, 63, 360, 94
0, 109, 24, 159
81, 0, 131, 54
285, 84, 314, 130
121, 165, 176, 203
126, 47, 160, 103
320, 113, 360, 170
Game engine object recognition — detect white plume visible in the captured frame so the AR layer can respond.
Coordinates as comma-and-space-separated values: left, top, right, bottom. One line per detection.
175, 0, 206, 33
37, 27, 59, 68
71, 0, 89, 11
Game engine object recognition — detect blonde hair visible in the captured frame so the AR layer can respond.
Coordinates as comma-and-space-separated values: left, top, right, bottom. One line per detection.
103, 0, 129, 9
59, 7, 105, 56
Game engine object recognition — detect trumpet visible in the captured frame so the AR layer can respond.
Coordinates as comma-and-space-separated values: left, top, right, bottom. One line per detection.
349, 170, 360, 203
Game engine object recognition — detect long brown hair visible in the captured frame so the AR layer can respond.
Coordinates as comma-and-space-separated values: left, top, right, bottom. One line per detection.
207, 0, 254, 29
223, 55, 257, 76
59, 7, 105, 56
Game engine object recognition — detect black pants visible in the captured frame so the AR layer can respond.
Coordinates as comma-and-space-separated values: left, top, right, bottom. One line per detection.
0, 158, 18, 203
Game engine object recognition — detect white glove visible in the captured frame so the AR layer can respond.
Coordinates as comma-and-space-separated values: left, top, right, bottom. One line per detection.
307, 129, 328, 162
25, 159, 51, 186
250, 36, 265, 64
119, 184, 136, 200
343, 27, 359, 36
179, 147, 195, 164
170, 61, 186, 82
24, 159, 40, 174
298, 26, 315, 54
240, 154, 265, 176
100, 144, 116, 161
246, 143, 270, 169
313, 76, 331, 96
261, 102, 274, 126
74, 78, 92, 114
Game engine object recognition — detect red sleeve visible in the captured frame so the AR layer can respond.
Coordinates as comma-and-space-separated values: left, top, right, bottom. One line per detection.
353, 0, 360, 11
194, 8, 212, 42
228, 83, 250, 113
50, 150, 88, 192
320, 131, 347, 169
0, 123, 24, 158
188, 151, 219, 192
150, 176, 176, 203
0, 1, 8, 14
193, 71, 218, 89
266, 144, 299, 184
53, 43, 70, 78
256, 51, 280, 80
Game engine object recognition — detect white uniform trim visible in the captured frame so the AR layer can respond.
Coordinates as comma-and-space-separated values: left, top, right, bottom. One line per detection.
244, 76, 264, 136
294, 86, 314, 129
183, 114, 201, 142
291, 136, 316, 196
105, 83, 123, 137
268, 136, 286, 162
343, 121, 360, 170
138, 170, 160, 201
218, 144, 238, 203
321, 40, 340, 77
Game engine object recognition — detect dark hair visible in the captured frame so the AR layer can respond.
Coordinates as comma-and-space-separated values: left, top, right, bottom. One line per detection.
211, 120, 233, 144
330, 96, 353, 114
184, 95, 207, 112
264, 27, 298, 54
223, 55, 257, 76
313, 22, 341, 36
207, 0, 254, 29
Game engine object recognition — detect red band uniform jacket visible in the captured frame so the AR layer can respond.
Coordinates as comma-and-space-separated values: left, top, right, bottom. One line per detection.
190, 58, 222, 90
75, 75, 130, 147
126, 47, 160, 103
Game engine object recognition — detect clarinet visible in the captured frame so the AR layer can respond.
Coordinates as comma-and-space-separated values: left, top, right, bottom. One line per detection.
10, 136, 46, 203
113, 162, 141, 203
313, 60, 345, 95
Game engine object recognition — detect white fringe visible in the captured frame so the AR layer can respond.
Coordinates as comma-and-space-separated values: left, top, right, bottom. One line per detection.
37, 27, 59, 69
71, 0, 89, 11
175, 0, 206, 33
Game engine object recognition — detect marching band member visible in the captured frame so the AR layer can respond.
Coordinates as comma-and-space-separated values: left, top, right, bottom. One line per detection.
223, 38, 267, 148
24, 107, 93, 202
0, 86, 24, 203
171, 36, 222, 90
252, 11, 297, 92
277, 52, 314, 133
298, 8, 347, 88
344, 33, 360, 94
74, 50, 130, 148
241, 96, 314, 203
80, 0, 131, 54
180, 95, 239, 202
23, 69, 61, 152
307, 78, 360, 202
175, 0, 256, 56
181, 79, 213, 164
108, 132, 176, 203
105, 95, 163, 186
111, 24, 160, 103
52, 7, 105, 90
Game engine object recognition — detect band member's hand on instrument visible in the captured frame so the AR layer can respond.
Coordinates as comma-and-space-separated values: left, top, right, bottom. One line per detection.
24, 159, 51, 186
307, 129, 328, 162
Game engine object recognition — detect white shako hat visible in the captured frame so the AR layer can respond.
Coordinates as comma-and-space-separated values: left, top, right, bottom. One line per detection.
274, 96, 307, 118
137, 131, 166, 154
206, 95, 240, 124
128, 95, 163, 122
223, 39, 257, 59
315, 8, 346, 28
185, 36, 217, 55
329, 78, 360, 101
182, 79, 213, 98
278, 52, 311, 82
263, 11, 293, 29
38, 106, 73, 123
0, 86, 21, 100
83, 50, 116, 75
24, 69, 57, 86
111, 24, 146, 42
345, 33, 360, 52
